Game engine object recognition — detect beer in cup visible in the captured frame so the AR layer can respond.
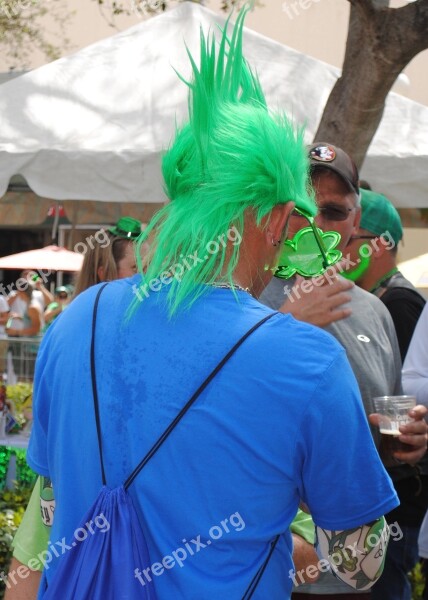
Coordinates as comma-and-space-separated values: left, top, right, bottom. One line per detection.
373, 395, 416, 466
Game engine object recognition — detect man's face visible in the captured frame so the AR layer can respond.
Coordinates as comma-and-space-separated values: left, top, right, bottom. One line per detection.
311, 170, 360, 252
346, 226, 376, 272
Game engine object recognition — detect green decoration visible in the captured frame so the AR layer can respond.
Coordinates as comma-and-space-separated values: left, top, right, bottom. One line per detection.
0, 448, 11, 490
0, 447, 36, 490
0, 484, 34, 599
276, 226, 342, 279
15, 450, 37, 487
5, 383, 32, 428
341, 245, 371, 282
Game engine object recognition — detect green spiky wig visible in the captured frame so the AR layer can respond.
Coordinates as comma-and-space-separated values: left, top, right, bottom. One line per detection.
133, 7, 315, 316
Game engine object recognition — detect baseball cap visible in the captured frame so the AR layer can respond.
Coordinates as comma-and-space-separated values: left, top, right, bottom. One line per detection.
360, 189, 403, 246
308, 143, 359, 195
54, 286, 70, 297
108, 216, 142, 239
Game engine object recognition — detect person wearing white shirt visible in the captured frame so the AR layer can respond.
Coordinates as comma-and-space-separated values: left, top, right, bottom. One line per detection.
0, 294, 9, 338
403, 302, 428, 408
403, 301, 428, 599
418, 510, 428, 600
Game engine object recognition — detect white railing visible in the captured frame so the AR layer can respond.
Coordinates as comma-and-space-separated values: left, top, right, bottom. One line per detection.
0, 336, 42, 383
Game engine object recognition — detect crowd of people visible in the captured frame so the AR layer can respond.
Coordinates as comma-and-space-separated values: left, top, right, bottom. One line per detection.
0, 217, 142, 381
1, 7, 427, 600
260, 144, 428, 599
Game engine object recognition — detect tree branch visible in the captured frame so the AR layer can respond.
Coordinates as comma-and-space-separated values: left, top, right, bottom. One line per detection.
347, 0, 428, 65
347, 0, 377, 16
315, 0, 428, 168
388, 0, 428, 58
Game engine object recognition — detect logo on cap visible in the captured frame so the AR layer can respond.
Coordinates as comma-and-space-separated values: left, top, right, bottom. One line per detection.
310, 145, 336, 162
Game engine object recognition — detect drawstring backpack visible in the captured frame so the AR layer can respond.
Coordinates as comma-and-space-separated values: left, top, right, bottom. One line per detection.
40, 283, 280, 599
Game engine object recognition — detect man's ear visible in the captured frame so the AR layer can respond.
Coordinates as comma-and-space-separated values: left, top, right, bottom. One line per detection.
267, 202, 295, 245
350, 206, 361, 238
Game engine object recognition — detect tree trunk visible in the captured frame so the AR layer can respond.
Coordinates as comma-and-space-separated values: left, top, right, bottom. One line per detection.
314, 0, 428, 170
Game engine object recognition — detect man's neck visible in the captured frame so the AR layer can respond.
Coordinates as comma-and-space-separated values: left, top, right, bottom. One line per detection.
358, 258, 398, 293
226, 213, 279, 299
232, 262, 272, 299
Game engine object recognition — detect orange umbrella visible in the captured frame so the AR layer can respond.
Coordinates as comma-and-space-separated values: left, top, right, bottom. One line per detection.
0, 245, 83, 272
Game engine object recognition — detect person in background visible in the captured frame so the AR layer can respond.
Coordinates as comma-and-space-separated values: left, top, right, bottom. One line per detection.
42, 286, 72, 330
260, 142, 428, 600
5, 284, 43, 381
347, 189, 426, 362
4, 215, 144, 600
73, 216, 141, 296
64, 283, 74, 296
345, 190, 428, 600
403, 302, 428, 599
419, 511, 428, 600
4, 271, 53, 376
9, 271, 54, 314
5, 285, 43, 339
403, 301, 428, 408
0, 293, 9, 331
31, 275, 54, 313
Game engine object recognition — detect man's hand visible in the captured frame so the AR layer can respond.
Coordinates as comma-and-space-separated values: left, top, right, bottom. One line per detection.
279, 274, 354, 328
369, 405, 428, 466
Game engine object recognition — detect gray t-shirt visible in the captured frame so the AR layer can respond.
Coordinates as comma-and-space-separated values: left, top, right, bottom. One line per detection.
260, 276, 402, 427
260, 276, 403, 595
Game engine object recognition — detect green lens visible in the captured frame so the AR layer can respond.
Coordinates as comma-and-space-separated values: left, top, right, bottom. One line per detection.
342, 246, 371, 281
275, 208, 342, 279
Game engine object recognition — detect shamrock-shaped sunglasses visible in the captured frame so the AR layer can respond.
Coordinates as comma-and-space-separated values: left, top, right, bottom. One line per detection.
275, 207, 342, 279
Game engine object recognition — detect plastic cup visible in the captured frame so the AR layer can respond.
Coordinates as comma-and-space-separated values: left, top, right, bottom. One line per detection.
373, 395, 416, 434
373, 395, 416, 466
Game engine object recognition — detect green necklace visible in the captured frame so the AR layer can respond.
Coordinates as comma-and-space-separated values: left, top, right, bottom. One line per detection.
369, 267, 399, 294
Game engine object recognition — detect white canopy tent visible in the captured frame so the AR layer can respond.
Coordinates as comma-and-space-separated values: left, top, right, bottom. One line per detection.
0, 2, 427, 207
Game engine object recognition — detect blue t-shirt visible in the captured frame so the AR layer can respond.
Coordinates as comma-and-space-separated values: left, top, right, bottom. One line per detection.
28, 275, 398, 599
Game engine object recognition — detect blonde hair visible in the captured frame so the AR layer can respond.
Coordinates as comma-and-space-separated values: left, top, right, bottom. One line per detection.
74, 234, 133, 297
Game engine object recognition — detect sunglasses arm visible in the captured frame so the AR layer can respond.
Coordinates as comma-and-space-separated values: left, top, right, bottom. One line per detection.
293, 208, 332, 270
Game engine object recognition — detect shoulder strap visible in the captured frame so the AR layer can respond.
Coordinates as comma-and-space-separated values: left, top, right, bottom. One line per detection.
90, 283, 278, 488
124, 309, 278, 489
90, 283, 109, 486
241, 534, 280, 600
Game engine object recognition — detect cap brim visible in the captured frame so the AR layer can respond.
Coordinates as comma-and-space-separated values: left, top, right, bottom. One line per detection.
309, 162, 359, 195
